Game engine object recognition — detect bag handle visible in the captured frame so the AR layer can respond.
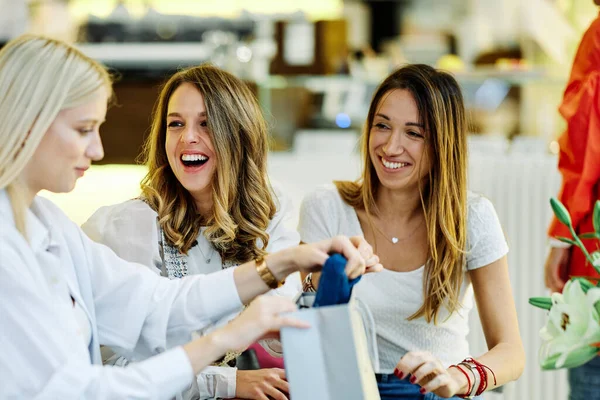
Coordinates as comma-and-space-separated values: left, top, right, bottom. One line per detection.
353, 297, 380, 373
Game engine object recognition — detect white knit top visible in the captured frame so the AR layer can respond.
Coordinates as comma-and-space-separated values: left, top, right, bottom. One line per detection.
298, 184, 508, 372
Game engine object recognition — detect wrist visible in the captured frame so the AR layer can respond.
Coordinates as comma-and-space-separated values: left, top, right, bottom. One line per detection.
448, 365, 470, 396
265, 249, 296, 282
208, 326, 236, 357
184, 331, 230, 375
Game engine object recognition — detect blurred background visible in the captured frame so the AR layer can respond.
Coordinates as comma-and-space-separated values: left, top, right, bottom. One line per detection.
2, 0, 597, 399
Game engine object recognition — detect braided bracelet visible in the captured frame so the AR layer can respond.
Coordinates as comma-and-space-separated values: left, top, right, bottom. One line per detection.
450, 364, 472, 398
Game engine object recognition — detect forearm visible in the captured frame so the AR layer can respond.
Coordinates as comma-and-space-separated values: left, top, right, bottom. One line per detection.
233, 249, 296, 304
475, 342, 525, 386
183, 329, 236, 376
450, 342, 525, 394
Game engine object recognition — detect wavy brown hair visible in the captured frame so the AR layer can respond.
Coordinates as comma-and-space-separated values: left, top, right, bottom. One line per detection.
336, 64, 468, 323
140, 64, 276, 264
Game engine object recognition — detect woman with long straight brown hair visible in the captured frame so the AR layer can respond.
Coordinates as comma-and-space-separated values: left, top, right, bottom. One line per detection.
298, 64, 524, 399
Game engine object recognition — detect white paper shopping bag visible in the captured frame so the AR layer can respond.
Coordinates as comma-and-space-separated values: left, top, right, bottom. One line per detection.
281, 294, 381, 400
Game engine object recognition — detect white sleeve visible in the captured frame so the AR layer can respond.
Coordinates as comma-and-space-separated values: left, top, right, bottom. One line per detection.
465, 195, 509, 270
0, 238, 193, 400
83, 201, 241, 399
297, 187, 337, 244
265, 186, 302, 297
79, 230, 242, 360
102, 345, 229, 400
197, 366, 237, 399
81, 201, 162, 272
265, 185, 301, 253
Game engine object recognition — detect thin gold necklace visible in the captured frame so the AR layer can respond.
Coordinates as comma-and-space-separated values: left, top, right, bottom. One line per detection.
366, 212, 424, 245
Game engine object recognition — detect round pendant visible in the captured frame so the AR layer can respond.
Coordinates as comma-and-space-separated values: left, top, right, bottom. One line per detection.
206, 258, 211, 263
391, 237, 399, 244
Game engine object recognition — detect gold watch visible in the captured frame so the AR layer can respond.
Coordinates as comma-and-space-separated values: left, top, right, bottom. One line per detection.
255, 256, 281, 289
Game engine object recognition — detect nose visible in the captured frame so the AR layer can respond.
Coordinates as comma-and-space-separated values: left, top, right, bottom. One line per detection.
382, 131, 405, 156
180, 125, 199, 144
86, 130, 104, 161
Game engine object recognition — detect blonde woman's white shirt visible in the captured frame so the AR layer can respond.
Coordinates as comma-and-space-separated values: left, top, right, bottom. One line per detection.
82, 184, 301, 400
298, 184, 509, 372
0, 189, 245, 399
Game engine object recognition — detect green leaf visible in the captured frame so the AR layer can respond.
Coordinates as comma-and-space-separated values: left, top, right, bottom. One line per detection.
529, 296, 553, 310
557, 237, 577, 245
550, 198, 573, 228
594, 200, 600, 234
541, 346, 598, 370
571, 277, 595, 293
579, 233, 600, 240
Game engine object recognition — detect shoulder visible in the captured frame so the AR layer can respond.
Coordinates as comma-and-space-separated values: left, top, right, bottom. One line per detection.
466, 191, 500, 228
269, 181, 291, 212
298, 184, 357, 241
81, 199, 157, 242
301, 184, 348, 212
85, 199, 155, 226
465, 191, 508, 269
467, 191, 496, 218
264, 182, 300, 246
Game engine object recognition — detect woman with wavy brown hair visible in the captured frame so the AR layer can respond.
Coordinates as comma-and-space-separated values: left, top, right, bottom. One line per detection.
83, 64, 301, 400
0, 34, 379, 400
298, 64, 524, 399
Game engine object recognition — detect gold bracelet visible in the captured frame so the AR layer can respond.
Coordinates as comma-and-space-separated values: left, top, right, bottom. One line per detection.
255, 256, 280, 289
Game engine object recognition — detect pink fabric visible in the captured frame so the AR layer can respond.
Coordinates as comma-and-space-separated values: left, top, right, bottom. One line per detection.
248, 342, 285, 369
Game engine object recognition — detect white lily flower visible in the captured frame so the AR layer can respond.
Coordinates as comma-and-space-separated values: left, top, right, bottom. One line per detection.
592, 251, 600, 269
539, 280, 600, 369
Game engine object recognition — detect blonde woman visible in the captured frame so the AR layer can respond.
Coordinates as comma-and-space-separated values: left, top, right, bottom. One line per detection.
0, 34, 379, 399
82, 65, 302, 400
298, 65, 524, 399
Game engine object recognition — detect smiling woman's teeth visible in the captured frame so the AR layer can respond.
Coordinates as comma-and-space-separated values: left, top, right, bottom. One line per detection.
181, 154, 207, 162
382, 159, 407, 169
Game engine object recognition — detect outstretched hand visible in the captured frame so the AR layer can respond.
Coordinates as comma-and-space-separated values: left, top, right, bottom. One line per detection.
221, 296, 309, 352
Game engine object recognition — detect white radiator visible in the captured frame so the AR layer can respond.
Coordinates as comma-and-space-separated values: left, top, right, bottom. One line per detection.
467, 152, 568, 400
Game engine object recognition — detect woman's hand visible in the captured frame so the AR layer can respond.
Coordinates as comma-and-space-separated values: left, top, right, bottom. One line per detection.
287, 235, 382, 279
222, 296, 309, 351
394, 351, 463, 398
544, 247, 570, 293
235, 368, 289, 400
184, 296, 308, 375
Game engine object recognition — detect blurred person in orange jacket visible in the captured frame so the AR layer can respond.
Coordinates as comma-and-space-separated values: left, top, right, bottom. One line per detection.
544, 3, 600, 399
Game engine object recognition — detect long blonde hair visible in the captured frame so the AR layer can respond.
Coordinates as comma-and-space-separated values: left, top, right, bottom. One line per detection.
336, 64, 468, 323
140, 64, 275, 264
0, 35, 112, 237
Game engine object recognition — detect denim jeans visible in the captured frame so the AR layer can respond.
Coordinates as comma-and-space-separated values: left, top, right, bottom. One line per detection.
376, 373, 482, 400
568, 356, 600, 400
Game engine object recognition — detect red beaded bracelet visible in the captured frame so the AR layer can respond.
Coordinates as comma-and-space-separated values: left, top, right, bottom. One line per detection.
462, 357, 497, 396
